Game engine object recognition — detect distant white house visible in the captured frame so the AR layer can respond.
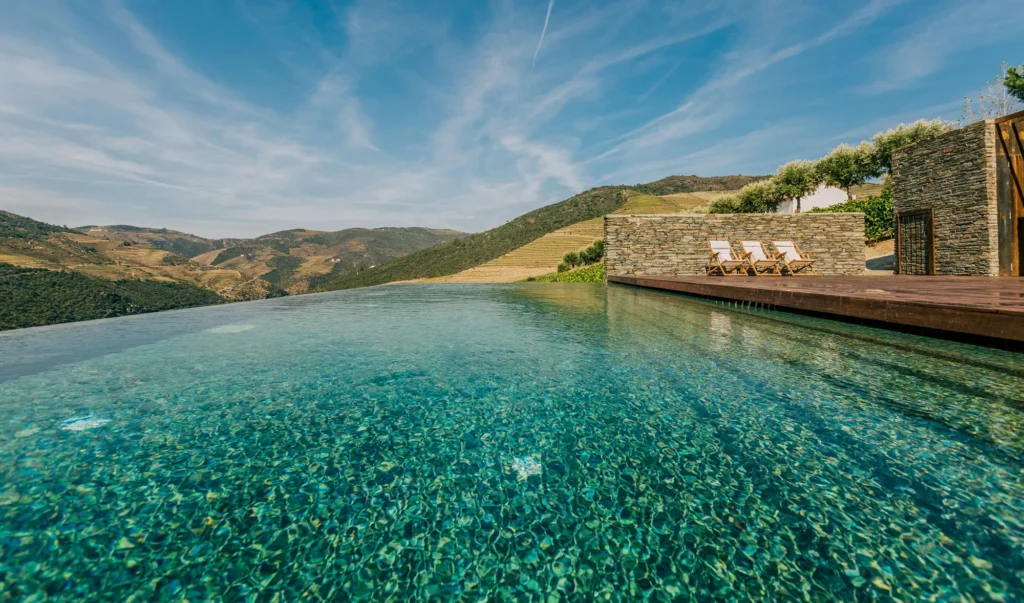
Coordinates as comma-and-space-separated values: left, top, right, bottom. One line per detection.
774, 185, 848, 214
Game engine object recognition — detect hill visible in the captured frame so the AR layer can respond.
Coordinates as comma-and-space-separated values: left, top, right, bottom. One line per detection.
429, 187, 744, 283
2, 211, 466, 305
430, 219, 606, 283
1, 212, 282, 301
0, 263, 225, 331
1, 210, 72, 239
633, 174, 766, 196
318, 175, 766, 290
77, 225, 231, 258
80, 224, 464, 294
316, 186, 630, 290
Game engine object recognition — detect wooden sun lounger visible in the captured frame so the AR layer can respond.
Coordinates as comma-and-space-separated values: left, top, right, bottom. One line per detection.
740, 241, 782, 276
707, 241, 749, 276
772, 240, 818, 276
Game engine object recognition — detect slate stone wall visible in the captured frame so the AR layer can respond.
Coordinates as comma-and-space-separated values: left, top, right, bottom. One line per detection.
604, 213, 865, 276
891, 121, 999, 276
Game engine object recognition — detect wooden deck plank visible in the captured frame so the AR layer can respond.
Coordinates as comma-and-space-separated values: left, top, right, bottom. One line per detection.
608, 275, 1024, 344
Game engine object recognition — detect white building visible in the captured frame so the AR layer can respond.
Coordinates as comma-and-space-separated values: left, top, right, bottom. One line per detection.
774, 185, 848, 214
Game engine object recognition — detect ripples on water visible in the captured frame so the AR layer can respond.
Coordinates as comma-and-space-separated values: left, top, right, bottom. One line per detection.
1, 283, 1022, 600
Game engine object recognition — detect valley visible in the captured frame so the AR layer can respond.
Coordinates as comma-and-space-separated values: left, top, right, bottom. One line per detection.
1, 174, 765, 330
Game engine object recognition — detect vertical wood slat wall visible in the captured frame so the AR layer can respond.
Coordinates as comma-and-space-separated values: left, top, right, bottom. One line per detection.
995, 114, 1024, 277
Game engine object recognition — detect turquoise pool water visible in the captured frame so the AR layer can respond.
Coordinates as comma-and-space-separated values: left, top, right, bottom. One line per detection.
1, 283, 1023, 601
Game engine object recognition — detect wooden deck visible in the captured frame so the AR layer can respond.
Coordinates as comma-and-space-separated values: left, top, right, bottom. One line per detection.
608, 275, 1024, 345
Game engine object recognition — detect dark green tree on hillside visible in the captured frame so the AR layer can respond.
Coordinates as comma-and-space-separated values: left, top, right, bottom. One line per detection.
1006, 64, 1024, 103
774, 160, 820, 213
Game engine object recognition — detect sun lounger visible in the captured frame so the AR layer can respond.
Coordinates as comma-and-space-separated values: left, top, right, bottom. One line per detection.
740, 241, 782, 276
707, 241, 749, 276
772, 241, 818, 276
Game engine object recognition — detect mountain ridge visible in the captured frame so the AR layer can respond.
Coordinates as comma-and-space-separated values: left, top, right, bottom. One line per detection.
316, 173, 768, 291
1, 211, 467, 298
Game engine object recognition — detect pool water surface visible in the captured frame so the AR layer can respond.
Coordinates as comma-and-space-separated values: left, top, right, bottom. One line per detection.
1, 284, 1022, 600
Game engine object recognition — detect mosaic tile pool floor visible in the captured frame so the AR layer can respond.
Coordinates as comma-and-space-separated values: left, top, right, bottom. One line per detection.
1, 283, 1023, 601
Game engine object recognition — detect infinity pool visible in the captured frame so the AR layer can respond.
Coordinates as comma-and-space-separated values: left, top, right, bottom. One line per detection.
1, 284, 1023, 600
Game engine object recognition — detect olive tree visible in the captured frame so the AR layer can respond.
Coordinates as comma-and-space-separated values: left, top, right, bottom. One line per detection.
735, 179, 784, 213
706, 195, 741, 214
815, 143, 878, 199
872, 120, 953, 175
774, 160, 820, 213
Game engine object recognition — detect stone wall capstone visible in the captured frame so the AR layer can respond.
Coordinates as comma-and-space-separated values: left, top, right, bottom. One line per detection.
891, 121, 998, 276
604, 213, 865, 277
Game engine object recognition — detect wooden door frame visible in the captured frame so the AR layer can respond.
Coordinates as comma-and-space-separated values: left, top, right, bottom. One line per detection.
994, 112, 1024, 276
895, 208, 935, 275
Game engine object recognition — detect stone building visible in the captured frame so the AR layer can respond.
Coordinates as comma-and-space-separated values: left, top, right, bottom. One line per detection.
891, 109, 1024, 276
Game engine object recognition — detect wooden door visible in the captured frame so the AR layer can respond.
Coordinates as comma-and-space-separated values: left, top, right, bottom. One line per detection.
896, 209, 934, 275
995, 112, 1024, 276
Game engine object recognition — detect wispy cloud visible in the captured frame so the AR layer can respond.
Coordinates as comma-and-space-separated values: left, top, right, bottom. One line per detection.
594, 0, 905, 161
0, 0, 1018, 237
532, 0, 556, 70
868, 0, 1024, 92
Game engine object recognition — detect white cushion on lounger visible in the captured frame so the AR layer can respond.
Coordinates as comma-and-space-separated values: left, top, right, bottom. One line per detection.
741, 241, 769, 262
773, 241, 801, 262
710, 241, 735, 261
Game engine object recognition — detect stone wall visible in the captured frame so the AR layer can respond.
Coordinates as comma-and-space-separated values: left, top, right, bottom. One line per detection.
891, 121, 998, 276
604, 213, 865, 276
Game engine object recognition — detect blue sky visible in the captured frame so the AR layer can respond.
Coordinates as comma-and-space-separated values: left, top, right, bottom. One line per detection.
1, 0, 1022, 237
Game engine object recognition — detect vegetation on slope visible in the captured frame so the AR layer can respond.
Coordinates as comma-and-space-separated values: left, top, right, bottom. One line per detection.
529, 263, 605, 283
1, 211, 71, 239
558, 240, 604, 273
262, 255, 304, 286
0, 263, 225, 331
77, 225, 226, 258
304, 227, 466, 288
614, 192, 681, 214
9, 211, 465, 297
316, 186, 630, 291
632, 175, 768, 196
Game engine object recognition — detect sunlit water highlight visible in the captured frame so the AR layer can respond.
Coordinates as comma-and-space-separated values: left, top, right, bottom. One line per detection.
1, 283, 1022, 600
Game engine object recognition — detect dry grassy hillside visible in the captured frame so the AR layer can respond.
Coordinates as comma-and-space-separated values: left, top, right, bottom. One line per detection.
2, 211, 465, 299
0, 230, 281, 300
435, 189, 742, 283
432, 219, 605, 283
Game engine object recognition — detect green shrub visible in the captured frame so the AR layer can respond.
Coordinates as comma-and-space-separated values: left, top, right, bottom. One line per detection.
707, 196, 742, 213
562, 251, 581, 267
161, 253, 190, 266
579, 240, 604, 264
556, 262, 570, 273
811, 188, 894, 243
530, 263, 605, 283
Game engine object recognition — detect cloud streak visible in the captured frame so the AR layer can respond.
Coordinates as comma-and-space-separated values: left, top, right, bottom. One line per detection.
0, 0, 1017, 237
532, 0, 556, 70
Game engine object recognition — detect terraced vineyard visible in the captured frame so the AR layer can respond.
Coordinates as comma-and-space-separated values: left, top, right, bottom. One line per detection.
432, 219, 604, 282
436, 189, 740, 283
